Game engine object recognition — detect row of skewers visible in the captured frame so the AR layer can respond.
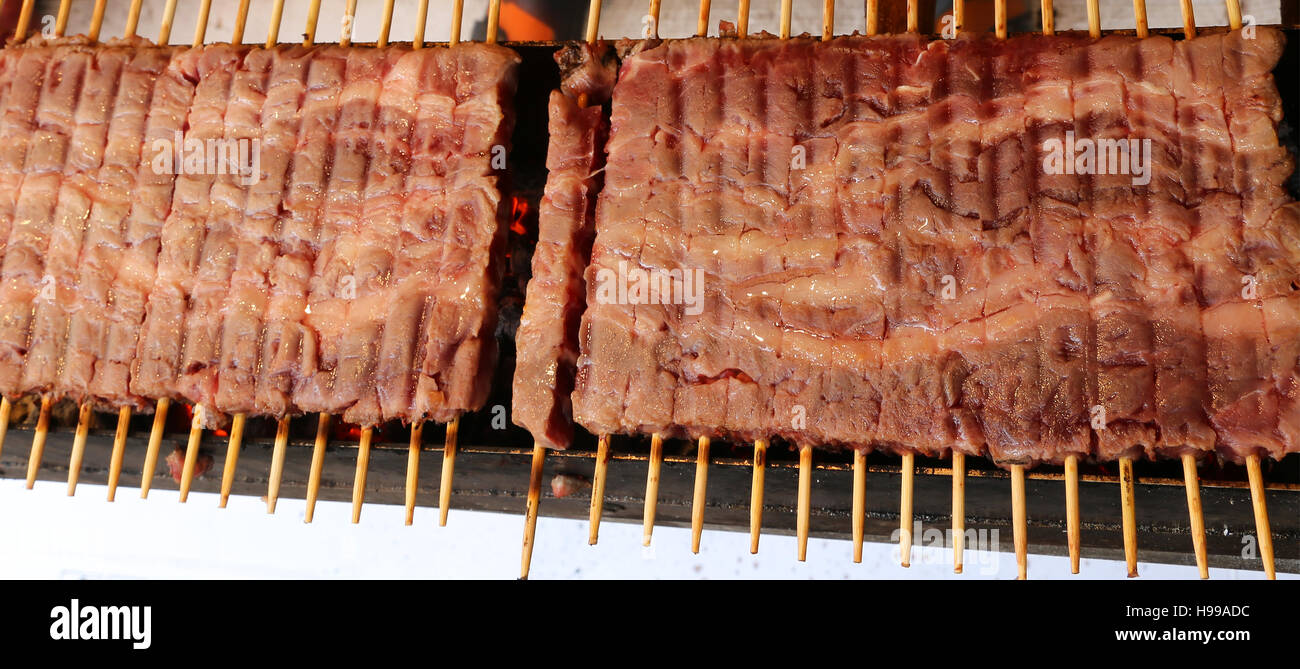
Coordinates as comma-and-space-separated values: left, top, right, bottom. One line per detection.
518, 0, 1280, 581
0, 0, 1281, 582
0, 0, 479, 528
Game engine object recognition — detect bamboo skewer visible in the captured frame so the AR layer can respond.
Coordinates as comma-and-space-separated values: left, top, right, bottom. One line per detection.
21, 1, 72, 491
750, 438, 766, 554
139, 2, 181, 498
105, 0, 147, 507
303, 413, 330, 523
1182, 455, 1209, 578
775, 0, 814, 565
303, 0, 321, 46
852, 449, 865, 563
690, 436, 710, 553
682, 4, 719, 557
351, 427, 372, 523
891, 1, 924, 571
727, 0, 767, 556
1119, 457, 1139, 577
266, 0, 285, 47
53, 0, 71, 37
65, 402, 91, 495
65, 0, 113, 498
215, 429, 246, 498
1012, 464, 1027, 579
952, 452, 965, 573
106, 407, 131, 501
87, 0, 108, 42
174, 0, 218, 504
24, 395, 51, 489
486, 0, 501, 44
642, 432, 663, 546
573, 0, 606, 546
1065, 454, 1079, 573
192, 0, 211, 46
215, 1, 287, 510
1039, 0, 1079, 575
584, 0, 601, 43
1225, 0, 1242, 30
1133, 0, 1148, 39
588, 434, 610, 544
332, 0, 372, 526
436, 2, 482, 531
158, 0, 178, 44
231, 0, 251, 43
266, 417, 290, 513
404, 422, 423, 525
520, 439, 546, 579
14, 0, 33, 41
501, 0, 542, 579
213, 0, 257, 511
1179, 0, 1196, 39
991, 0, 1028, 579
140, 398, 169, 498
178, 405, 204, 502
1161, 0, 1214, 580
796, 446, 812, 562
1084, 0, 1137, 579
1245, 455, 1275, 579
634, 0, 665, 549
1220, 0, 1274, 581
414, 0, 429, 49
866, 0, 878, 36
450, 0, 464, 45
340, 0, 357, 46
898, 452, 914, 567
438, 417, 459, 526
217, 413, 245, 508
124, 0, 144, 39
379, 0, 395, 46
0, 398, 9, 465
944, 6, 968, 576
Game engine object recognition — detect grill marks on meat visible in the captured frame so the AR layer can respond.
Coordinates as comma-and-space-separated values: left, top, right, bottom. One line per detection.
1081, 36, 1157, 462
62, 48, 172, 403
296, 48, 392, 417
256, 46, 346, 417
338, 48, 416, 427
572, 30, 1300, 466
375, 49, 448, 420
24, 47, 124, 398
215, 46, 310, 415
132, 45, 241, 414
0, 41, 518, 427
0, 46, 69, 396
91, 47, 196, 408
407, 45, 516, 425
174, 48, 274, 419
512, 44, 614, 450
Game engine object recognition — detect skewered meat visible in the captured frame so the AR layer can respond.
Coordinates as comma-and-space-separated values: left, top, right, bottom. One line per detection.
0, 38, 519, 428
570, 29, 1300, 466
512, 43, 615, 450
